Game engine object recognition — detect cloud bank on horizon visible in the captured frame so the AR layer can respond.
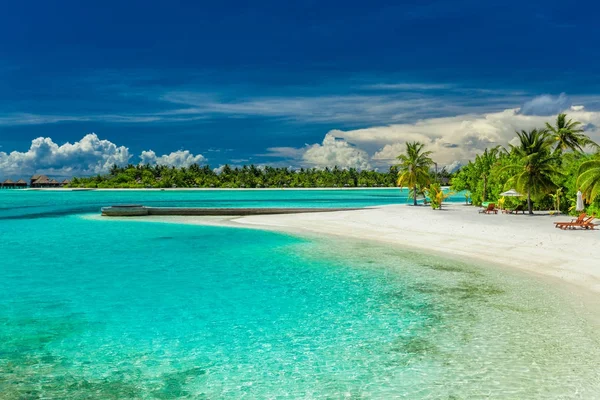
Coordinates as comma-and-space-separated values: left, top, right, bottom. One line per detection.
0, 134, 206, 177
1, 94, 600, 178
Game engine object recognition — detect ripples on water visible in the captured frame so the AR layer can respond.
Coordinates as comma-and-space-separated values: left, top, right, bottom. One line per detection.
0, 191, 599, 398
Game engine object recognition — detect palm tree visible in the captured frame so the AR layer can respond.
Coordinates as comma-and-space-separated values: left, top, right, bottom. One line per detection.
396, 142, 434, 205
475, 146, 502, 202
577, 156, 600, 203
408, 184, 427, 205
545, 113, 597, 153
503, 129, 561, 214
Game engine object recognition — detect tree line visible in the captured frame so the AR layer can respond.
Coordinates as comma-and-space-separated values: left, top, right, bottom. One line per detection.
70, 164, 405, 188
70, 162, 453, 190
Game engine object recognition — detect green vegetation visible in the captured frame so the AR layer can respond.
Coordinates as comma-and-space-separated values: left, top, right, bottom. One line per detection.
396, 141, 434, 205
425, 183, 453, 210
69, 164, 401, 188
451, 113, 600, 214
578, 155, 600, 203
546, 113, 594, 154
502, 129, 561, 214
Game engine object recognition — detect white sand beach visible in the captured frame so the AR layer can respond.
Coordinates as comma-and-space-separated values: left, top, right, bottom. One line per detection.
143, 204, 600, 295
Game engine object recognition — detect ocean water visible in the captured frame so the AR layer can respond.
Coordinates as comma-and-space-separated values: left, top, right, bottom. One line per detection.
0, 188, 465, 220
1, 191, 600, 399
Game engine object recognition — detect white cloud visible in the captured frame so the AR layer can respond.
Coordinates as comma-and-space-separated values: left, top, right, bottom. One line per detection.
3, 98, 600, 179
302, 134, 372, 170
519, 93, 571, 116
300, 106, 600, 169
213, 165, 226, 175
0, 133, 131, 177
139, 150, 205, 167
0, 134, 207, 178
445, 161, 463, 173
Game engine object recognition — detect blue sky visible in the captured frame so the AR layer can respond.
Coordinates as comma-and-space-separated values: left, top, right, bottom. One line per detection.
1, 0, 600, 176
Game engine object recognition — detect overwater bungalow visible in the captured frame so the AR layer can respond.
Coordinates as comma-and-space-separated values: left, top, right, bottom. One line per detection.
1, 179, 28, 189
30, 175, 62, 188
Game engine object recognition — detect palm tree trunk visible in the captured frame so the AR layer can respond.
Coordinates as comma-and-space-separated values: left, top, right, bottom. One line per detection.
413, 185, 417, 206
483, 175, 487, 202
527, 191, 533, 214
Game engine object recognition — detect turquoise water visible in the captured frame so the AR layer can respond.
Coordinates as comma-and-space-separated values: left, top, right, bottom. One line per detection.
0, 188, 464, 220
1, 191, 600, 398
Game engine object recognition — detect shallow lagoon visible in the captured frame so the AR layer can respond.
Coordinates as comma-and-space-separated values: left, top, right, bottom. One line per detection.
0, 188, 464, 220
1, 191, 599, 398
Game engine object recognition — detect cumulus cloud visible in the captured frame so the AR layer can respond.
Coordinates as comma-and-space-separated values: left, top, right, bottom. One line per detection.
139, 150, 205, 167
0, 133, 208, 178
519, 93, 571, 116
0, 133, 131, 177
444, 161, 463, 173
302, 134, 372, 170
300, 107, 600, 170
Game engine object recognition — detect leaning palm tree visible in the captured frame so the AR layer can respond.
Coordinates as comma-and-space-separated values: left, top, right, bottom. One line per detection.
396, 142, 434, 205
503, 129, 561, 214
545, 113, 597, 154
577, 156, 600, 203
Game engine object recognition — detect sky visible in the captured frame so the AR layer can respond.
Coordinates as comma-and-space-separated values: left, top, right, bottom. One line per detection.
1, 0, 600, 177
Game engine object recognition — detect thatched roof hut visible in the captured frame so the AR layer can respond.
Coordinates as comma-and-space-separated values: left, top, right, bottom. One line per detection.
31, 175, 50, 187
1, 179, 26, 189
31, 175, 61, 187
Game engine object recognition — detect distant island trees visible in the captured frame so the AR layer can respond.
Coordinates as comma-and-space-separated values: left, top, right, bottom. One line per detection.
68, 163, 452, 190
68, 164, 412, 189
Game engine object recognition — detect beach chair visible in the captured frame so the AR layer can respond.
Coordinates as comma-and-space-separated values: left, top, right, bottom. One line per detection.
502, 204, 525, 214
560, 216, 596, 230
581, 216, 599, 230
479, 203, 498, 214
554, 213, 587, 230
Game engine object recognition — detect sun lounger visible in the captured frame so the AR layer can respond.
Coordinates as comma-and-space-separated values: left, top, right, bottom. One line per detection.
554, 213, 585, 229
555, 214, 597, 230
479, 203, 498, 214
581, 216, 599, 230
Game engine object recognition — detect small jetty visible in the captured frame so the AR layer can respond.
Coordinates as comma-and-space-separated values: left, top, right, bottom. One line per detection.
101, 205, 360, 217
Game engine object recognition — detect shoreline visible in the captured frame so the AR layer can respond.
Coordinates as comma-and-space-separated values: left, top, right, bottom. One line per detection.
106, 204, 600, 297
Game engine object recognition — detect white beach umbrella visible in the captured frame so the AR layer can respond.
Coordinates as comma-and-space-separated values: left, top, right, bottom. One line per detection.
576, 190, 585, 211
499, 189, 523, 197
